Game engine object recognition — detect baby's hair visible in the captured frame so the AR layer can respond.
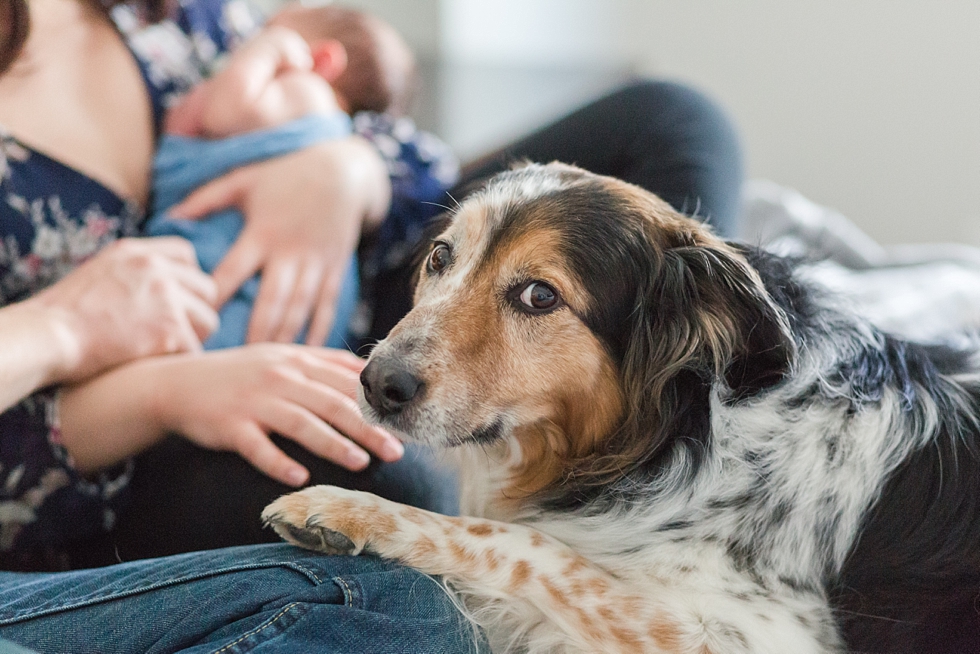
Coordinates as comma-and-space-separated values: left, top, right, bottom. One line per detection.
276, 5, 416, 115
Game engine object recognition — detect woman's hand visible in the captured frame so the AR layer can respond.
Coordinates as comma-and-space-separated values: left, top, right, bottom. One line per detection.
58, 344, 404, 486
29, 236, 218, 384
171, 137, 391, 346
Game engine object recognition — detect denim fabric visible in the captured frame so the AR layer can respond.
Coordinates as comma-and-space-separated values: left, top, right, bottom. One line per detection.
0, 640, 35, 654
459, 80, 744, 238
0, 544, 483, 654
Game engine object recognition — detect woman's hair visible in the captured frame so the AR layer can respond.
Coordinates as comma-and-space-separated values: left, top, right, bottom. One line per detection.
0, 0, 171, 75
0, 0, 29, 75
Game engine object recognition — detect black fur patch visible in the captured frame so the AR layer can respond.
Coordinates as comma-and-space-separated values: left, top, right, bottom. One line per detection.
833, 343, 980, 653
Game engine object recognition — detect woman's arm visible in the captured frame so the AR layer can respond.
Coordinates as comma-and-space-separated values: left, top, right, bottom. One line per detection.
0, 237, 218, 414
0, 299, 76, 415
58, 343, 403, 486
172, 135, 390, 346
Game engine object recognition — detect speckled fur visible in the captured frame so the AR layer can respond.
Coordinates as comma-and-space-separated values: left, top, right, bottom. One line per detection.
264, 163, 980, 653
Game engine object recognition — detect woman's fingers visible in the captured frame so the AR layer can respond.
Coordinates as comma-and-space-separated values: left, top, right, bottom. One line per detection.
228, 421, 310, 487
167, 258, 219, 305
170, 168, 248, 220
210, 236, 265, 308
261, 399, 372, 471
312, 347, 369, 374
304, 270, 342, 347
151, 345, 399, 484
275, 365, 403, 463
182, 290, 221, 343
275, 259, 325, 344
247, 258, 299, 343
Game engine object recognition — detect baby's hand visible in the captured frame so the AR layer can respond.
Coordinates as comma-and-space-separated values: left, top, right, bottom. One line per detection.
245, 25, 316, 75
164, 25, 321, 139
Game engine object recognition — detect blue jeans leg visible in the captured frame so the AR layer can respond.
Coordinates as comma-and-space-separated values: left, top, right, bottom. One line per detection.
0, 544, 483, 654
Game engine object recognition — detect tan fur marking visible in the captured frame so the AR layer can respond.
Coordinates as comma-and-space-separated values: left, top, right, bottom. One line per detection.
484, 548, 501, 571
448, 540, 479, 571
467, 523, 494, 537
597, 605, 617, 623
648, 617, 685, 651
509, 559, 531, 589
399, 508, 436, 527
621, 596, 644, 620
608, 624, 645, 653
562, 556, 588, 575
590, 604, 645, 653
413, 535, 437, 558
529, 531, 545, 547
586, 575, 611, 595
539, 575, 569, 608
574, 608, 600, 642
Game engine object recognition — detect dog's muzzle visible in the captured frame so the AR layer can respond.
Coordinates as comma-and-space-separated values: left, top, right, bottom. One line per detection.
360, 357, 425, 417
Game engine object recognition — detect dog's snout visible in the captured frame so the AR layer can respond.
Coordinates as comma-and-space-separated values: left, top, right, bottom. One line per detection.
361, 358, 424, 416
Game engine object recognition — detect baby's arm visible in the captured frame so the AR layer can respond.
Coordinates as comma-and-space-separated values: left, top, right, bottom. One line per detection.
165, 26, 335, 138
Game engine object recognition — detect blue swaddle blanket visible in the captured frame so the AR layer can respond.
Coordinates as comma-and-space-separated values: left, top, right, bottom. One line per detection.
146, 113, 358, 350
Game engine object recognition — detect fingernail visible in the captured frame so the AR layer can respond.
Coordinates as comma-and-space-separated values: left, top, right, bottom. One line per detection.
347, 449, 370, 469
286, 467, 309, 486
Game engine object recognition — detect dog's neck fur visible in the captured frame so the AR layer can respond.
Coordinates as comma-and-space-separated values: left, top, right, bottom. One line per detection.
450, 266, 960, 599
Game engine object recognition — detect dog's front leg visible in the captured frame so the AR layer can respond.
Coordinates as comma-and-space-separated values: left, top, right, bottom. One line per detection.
262, 485, 699, 653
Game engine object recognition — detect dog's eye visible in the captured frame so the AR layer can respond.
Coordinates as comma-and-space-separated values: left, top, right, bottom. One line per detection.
517, 281, 560, 312
427, 243, 451, 274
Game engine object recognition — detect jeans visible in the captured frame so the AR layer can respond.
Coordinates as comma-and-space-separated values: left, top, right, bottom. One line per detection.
461, 80, 744, 238
0, 544, 482, 654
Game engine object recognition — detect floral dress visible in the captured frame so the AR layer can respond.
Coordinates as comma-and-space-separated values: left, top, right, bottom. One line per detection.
0, 0, 457, 570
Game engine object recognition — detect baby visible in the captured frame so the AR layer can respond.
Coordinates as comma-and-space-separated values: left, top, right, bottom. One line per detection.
146, 6, 415, 350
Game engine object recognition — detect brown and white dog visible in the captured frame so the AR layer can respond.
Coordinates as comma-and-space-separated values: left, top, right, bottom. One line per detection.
263, 163, 980, 653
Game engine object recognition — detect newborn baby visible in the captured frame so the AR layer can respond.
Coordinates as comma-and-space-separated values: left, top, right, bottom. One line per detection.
147, 7, 415, 350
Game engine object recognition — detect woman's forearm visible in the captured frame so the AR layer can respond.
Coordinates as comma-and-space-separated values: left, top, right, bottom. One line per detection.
57, 356, 172, 474
0, 298, 78, 414
334, 136, 392, 232
58, 345, 404, 484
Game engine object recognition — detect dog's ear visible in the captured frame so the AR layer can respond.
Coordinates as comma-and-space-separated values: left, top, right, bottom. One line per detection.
621, 243, 795, 435
583, 241, 794, 486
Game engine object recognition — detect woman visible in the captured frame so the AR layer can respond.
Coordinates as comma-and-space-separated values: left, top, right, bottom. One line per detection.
0, 0, 466, 570
0, 0, 486, 649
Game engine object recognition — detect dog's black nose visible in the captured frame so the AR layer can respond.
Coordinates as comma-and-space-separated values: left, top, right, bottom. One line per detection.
361, 359, 424, 416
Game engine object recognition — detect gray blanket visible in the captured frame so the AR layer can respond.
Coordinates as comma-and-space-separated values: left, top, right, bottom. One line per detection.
740, 181, 980, 343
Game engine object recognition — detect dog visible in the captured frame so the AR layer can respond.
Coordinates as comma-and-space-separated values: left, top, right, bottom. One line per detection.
263, 162, 980, 653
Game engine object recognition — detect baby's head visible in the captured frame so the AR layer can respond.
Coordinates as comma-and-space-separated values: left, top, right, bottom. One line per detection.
269, 4, 416, 116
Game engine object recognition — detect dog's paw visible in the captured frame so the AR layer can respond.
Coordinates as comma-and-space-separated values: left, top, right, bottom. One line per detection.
262, 486, 374, 555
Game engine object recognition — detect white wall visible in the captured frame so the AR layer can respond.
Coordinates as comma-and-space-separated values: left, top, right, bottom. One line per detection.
439, 0, 634, 66
290, 0, 980, 247
306, 0, 442, 57
633, 1, 980, 246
